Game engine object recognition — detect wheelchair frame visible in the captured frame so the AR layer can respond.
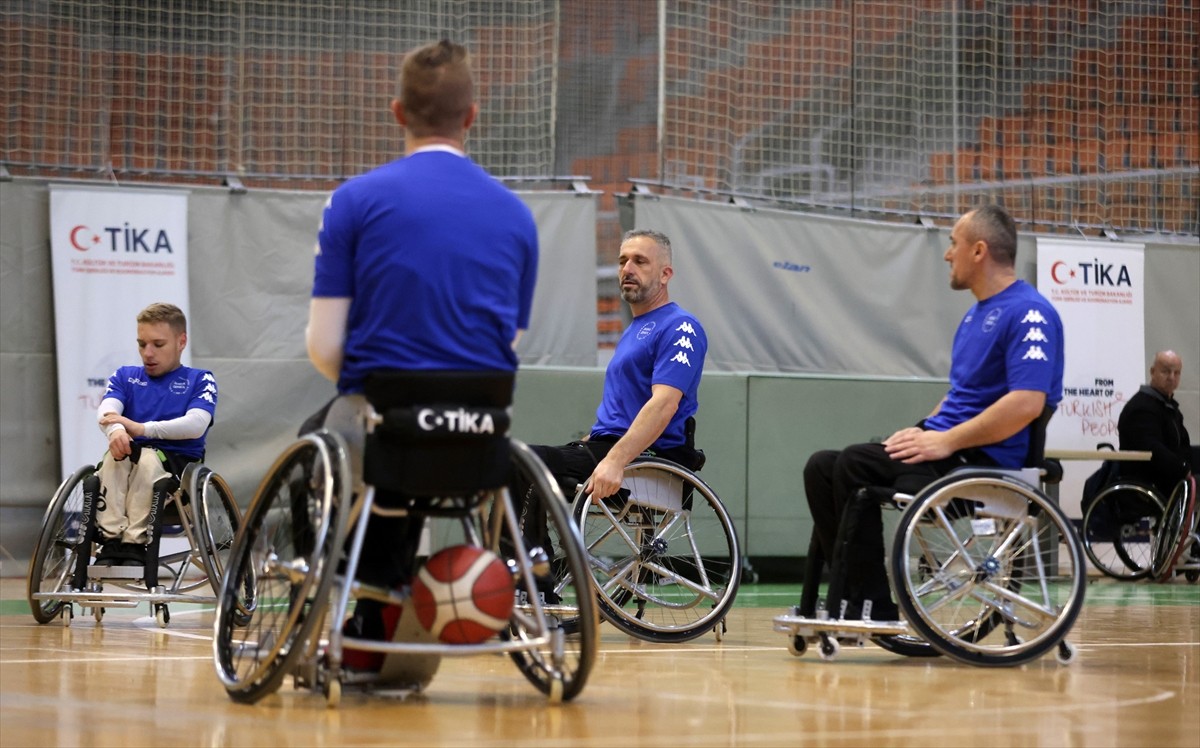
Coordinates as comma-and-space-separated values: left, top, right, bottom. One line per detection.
1082, 480, 1164, 580
1150, 474, 1198, 583
212, 394, 599, 707
569, 456, 742, 643
1082, 472, 1197, 583
27, 461, 241, 628
774, 466, 1087, 667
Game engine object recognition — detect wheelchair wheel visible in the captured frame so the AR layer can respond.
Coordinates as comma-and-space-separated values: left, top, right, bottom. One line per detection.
871, 633, 940, 658
213, 431, 350, 703
891, 471, 1086, 667
27, 465, 93, 624
1082, 483, 1162, 580
187, 464, 253, 622
573, 457, 741, 643
1150, 475, 1196, 583
504, 440, 597, 703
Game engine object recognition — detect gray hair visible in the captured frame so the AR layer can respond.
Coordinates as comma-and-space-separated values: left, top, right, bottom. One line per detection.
621, 229, 672, 264
968, 204, 1018, 267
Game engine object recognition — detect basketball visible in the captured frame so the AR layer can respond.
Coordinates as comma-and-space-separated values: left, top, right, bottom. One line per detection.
411, 545, 515, 644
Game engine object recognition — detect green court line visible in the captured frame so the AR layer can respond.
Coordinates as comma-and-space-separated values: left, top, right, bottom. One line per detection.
6, 581, 1197, 618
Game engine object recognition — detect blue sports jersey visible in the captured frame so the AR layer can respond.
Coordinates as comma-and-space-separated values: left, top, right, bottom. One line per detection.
314, 149, 539, 393
924, 280, 1064, 467
103, 365, 218, 459
591, 302, 707, 450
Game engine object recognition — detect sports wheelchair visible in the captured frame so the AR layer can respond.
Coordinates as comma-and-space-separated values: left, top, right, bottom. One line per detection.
1080, 449, 1197, 583
775, 408, 1087, 667
27, 458, 242, 628
212, 371, 598, 706
568, 454, 742, 643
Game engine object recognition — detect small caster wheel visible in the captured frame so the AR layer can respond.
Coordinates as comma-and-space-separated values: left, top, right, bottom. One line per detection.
62, 604, 74, 628
787, 635, 808, 657
1055, 639, 1077, 665
1186, 570, 1199, 583
155, 604, 170, 628
818, 634, 840, 661
93, 606, 104, 623
548, 675, 564, 705
714, 618, 726, 643
324, 678, 341, 708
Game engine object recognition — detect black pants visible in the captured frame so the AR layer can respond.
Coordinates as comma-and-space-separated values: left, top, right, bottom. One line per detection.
524, 438, 703, 504
803, 441, 994, 606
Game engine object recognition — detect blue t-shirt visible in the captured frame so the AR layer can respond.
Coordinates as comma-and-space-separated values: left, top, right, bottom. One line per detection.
591, 302, 707, 450
314, 149, 539, 393
924, 280, 1064, 467
103, 365, 218, 459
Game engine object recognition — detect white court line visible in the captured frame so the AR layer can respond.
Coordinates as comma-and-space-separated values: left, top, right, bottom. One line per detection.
7, 640, 1190, 666
596, 640, 1198, 655
3, 654, 211, 664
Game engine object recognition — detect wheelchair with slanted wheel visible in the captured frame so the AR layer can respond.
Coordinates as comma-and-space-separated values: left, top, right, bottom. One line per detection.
1080, 449, 1197, 583
212, 371, 598, 706
775, 408, 1087, 667
27, 456, 246, 628
567, 449, 742, 643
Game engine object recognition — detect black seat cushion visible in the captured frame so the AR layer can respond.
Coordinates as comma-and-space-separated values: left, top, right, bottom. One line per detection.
361, 370, 514, 497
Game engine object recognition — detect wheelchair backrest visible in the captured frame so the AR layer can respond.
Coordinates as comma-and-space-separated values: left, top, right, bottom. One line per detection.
1024, 406, 1054, 467
361, 370, 514, 497
1025, 405, 1063, 484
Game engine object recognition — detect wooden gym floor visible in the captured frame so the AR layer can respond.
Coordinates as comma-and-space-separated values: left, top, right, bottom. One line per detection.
0, 576, 1196, 747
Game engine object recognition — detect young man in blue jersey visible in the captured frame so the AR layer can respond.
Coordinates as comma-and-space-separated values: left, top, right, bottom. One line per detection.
802, 204, 1064, 620
304, 39, 538, 668
526, 229, 707, 507
77, 302, 218, 579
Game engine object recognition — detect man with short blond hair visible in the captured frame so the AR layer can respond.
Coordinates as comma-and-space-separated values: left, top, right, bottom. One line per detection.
304, 39, 537, 669
74, 302, 217, 584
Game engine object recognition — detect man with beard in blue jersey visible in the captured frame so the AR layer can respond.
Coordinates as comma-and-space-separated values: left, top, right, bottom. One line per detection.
523, 229, 707, 512
305, 39, 537, 669
802, 204, 1064, 621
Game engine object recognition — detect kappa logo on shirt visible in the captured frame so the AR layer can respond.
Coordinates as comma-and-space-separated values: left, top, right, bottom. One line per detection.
1022, 327, 1049, 343
1021, 309, 1048, 324
203, 383, 218, 395
675, 321, 696, 335
202, 372, 216, 383
673, 335, 694, 351
199, 392, 216, 404
670, 351, 692, 367
1022, 345, 1049, 361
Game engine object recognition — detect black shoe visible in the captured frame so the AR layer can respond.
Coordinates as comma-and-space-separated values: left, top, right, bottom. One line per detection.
93, 539, 123, 566
117, 543, 146, 566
